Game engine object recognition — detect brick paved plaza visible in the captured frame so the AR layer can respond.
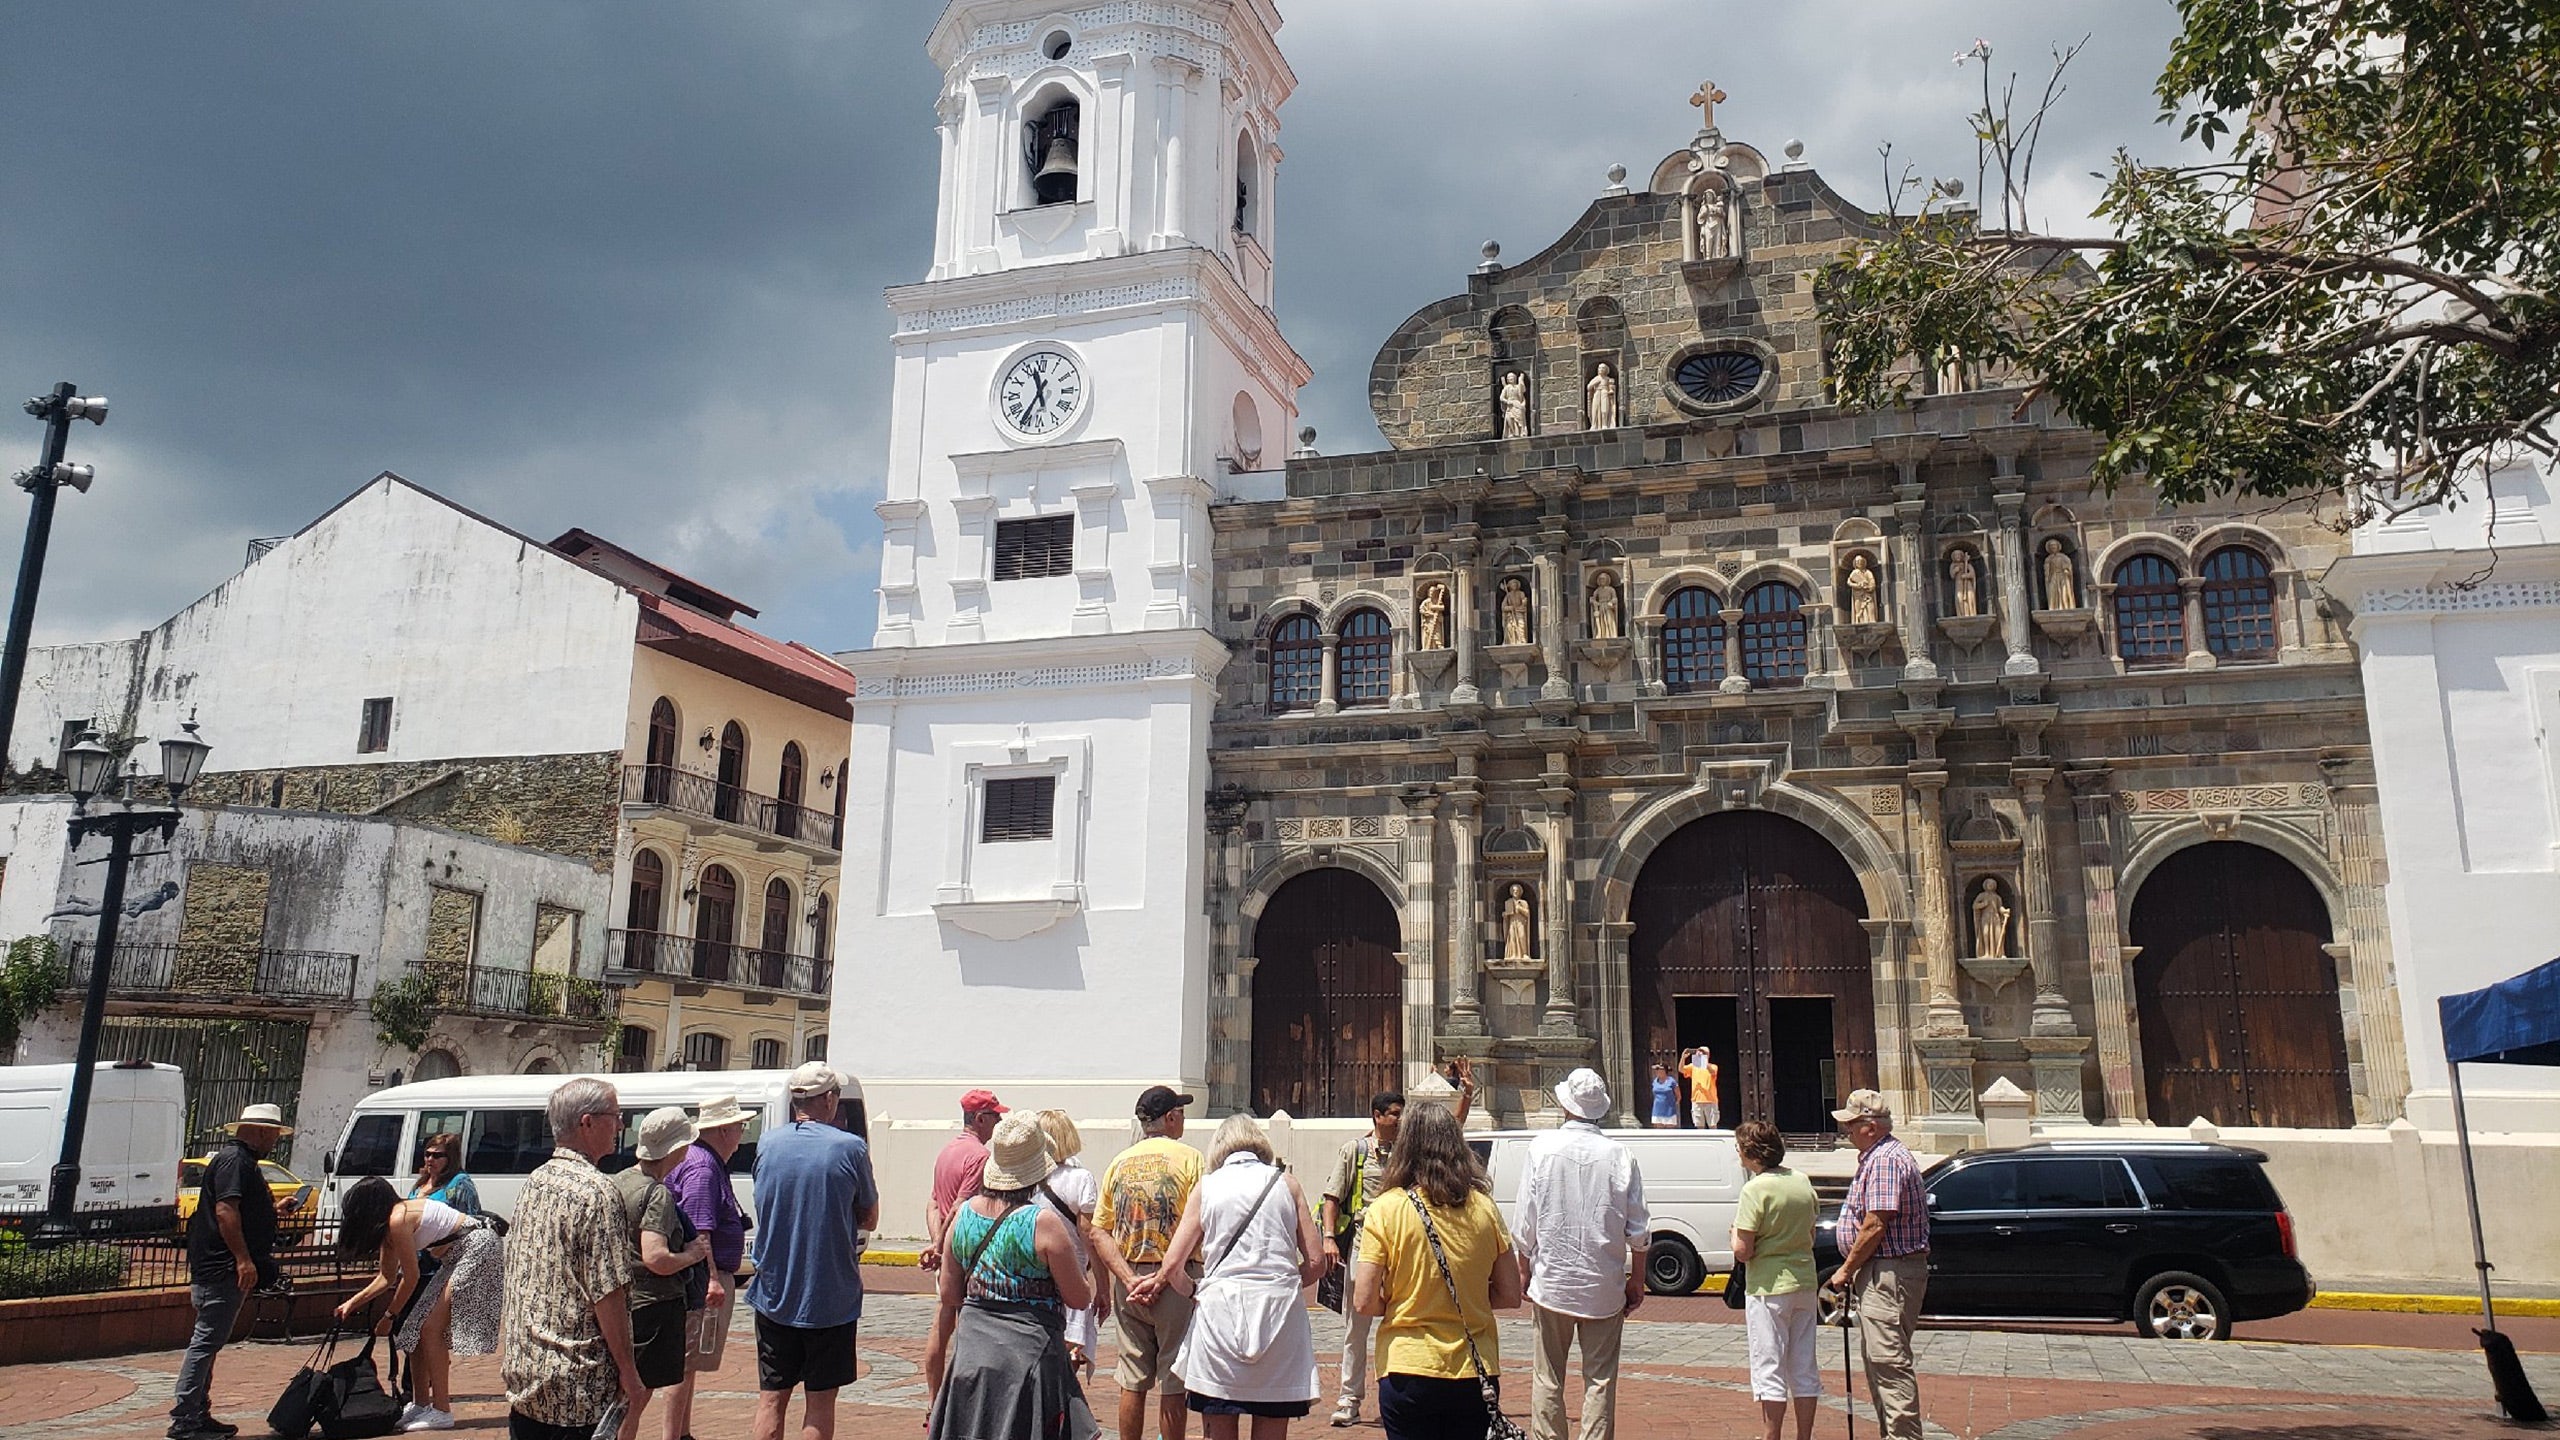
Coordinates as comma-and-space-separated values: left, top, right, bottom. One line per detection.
7, 1278, 2554, 1440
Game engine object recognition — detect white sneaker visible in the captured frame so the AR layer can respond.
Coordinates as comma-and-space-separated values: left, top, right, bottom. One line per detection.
1329, 1399, 1360, 1428
393, 1403, 424, 1430
402, 1409, 453, 1432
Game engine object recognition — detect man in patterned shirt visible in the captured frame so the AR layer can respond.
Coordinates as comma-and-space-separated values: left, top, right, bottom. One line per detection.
1093, 1085, 1203, 1440
502, 1078, 646, 1440
1827, 1089, 1930, 1440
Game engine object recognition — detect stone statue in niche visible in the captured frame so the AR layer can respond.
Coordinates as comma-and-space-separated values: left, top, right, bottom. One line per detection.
2041, 539, 2078, 610
1585, 363, 1620, 430
1588, 570, 1623, 640
1936, 344, 1968, 395
1418, 582, 1450, 651
1501, 882, 1535, 960
1971, 879, 2012, 959
1698, 195, 1732, 259
1499, 577, 1532, 645
1845, 553, 1881, 625
1499, 372, 1531, 439
1950, 548, 1980, 618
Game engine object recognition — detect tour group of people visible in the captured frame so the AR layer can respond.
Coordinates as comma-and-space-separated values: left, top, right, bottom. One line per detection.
173, 1066, 1935, 1440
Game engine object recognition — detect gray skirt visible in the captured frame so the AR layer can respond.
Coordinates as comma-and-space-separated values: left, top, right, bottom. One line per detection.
395, 1224, 503, 1356
927, 1299, 1098, 1440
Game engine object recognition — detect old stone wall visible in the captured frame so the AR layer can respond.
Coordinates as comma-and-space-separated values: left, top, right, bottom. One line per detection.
187, 751, 621, 867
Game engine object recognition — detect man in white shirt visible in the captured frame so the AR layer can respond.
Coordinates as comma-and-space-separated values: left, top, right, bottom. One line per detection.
1515, 1068, 1649, 1440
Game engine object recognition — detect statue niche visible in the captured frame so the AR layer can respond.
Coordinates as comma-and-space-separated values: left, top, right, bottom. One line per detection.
1587, 570, 1623, 640
1585, 363, 1620, 431
1498, 372, 1532, 439
1498, 576, 1533, 646
1844, 552, 1882, 625
1970, 878, 2012, 960
1501, 882, 1535, 960
1948, 547, 1982, 618
1417, 582, 1451, 652
2040, 539, 2080, 611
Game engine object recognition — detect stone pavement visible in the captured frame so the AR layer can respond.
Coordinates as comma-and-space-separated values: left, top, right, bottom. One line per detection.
7, 1290, 2555, 1440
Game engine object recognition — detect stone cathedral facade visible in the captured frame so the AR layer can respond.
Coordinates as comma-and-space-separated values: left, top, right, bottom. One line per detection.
1197, 122, 2405, 1139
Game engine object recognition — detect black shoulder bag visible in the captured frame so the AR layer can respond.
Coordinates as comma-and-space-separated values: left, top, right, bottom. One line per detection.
1409, 1193, 1527, 1440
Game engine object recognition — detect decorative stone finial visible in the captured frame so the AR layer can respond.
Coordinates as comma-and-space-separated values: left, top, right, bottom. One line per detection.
1603, 163, 1629, 197
1475, 240, 1502, 275
1688, 79, 1727, 130
1784, 138, 1805, 161
1291, 425, 1318, 459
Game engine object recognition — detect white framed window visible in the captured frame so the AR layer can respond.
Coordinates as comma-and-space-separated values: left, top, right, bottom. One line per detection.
935, 730, 1091, 939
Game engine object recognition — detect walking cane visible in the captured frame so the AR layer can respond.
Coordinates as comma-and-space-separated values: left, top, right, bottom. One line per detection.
1830, 1281, 1856, 1440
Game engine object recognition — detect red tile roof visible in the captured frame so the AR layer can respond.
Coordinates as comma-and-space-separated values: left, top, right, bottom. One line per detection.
633, 592, 855, 714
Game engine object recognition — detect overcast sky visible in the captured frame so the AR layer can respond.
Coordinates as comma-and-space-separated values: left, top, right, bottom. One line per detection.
0, 1, 2182, 656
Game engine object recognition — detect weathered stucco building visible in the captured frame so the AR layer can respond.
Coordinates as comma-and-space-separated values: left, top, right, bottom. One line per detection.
1201, 123, 2402, 1139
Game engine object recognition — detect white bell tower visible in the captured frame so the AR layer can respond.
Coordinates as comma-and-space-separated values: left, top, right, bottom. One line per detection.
834, 0, 1307, 1117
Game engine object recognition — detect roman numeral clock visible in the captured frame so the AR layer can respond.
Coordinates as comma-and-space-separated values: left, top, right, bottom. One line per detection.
996, 346, 1085, 438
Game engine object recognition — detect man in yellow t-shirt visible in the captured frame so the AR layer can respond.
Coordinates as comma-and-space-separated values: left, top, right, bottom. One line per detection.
1094, 1086, 1205, 1440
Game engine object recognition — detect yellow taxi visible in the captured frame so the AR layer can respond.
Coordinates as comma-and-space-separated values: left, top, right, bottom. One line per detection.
175, 1156, 317, 1248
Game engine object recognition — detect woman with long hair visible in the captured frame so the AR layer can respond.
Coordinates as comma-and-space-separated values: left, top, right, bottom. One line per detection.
332, 1175, 502, 1432
1031, 1109, 1108, 1378
1732, 1121, 1821, 1440
927, 1114, 1098, 1440
1136, 1114, 1325, 1439
406, 1134, 480, 1217
1351, 1102, 1523, 1440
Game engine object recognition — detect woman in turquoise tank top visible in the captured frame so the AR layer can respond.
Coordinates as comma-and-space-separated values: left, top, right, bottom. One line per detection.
928, 1116, 1098, 1440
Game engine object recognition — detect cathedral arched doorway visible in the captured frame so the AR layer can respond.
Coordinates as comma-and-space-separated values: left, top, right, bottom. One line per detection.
1252, 868, 1402, 1119
1629, 811, 1874, 1137
2129, 841, 2353, 1128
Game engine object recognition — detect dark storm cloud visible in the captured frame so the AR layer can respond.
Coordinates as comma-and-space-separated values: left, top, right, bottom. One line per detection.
0, 2, 2182, 653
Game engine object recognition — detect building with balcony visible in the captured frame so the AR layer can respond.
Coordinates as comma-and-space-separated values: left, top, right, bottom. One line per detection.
3, 475, 852, 1099
0, 796, 612, 1164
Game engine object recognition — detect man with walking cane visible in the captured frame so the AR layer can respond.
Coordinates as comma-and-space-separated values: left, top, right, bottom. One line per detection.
1825, 1091, 1927, 1440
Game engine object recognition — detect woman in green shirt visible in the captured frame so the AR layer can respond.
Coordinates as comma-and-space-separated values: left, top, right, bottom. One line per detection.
1731, 1121, 1821, 1440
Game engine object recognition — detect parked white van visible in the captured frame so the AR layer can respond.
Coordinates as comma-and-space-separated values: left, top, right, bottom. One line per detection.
324, 1070, 867, 1225
1472, 1127, 1746, 1295
0, 1060, 186, 1236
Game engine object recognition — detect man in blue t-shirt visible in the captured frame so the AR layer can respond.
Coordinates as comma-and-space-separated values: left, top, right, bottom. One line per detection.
748, 1063, 879, 1440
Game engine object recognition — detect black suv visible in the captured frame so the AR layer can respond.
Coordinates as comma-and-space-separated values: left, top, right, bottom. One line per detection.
1812, 1141, 2315, 1339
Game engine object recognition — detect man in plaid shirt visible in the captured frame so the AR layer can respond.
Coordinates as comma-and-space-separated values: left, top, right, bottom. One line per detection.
1827, 1089, 1929, 1440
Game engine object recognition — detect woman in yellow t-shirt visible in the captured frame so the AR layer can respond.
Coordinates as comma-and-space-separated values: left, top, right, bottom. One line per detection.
1351, 1103, 1522, 1439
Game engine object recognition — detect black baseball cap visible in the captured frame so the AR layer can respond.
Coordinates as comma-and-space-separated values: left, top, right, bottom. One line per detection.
1135, 1085, 1195, 1121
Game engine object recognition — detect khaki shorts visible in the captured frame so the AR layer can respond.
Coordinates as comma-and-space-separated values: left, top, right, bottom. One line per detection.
687, 1283, 734, 1374
1113, 1264, 1197, 1396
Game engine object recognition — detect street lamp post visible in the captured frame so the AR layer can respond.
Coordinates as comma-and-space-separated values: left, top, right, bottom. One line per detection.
0, 383, 108, 778
38, 715, 209, 1245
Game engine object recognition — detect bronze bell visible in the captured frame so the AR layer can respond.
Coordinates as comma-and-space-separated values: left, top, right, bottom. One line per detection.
1032, 133, 1079, 206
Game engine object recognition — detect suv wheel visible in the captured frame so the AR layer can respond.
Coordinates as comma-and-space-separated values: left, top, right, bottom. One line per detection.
1646, 1234, 1704, 1295
2134, 1271, 2230, 1340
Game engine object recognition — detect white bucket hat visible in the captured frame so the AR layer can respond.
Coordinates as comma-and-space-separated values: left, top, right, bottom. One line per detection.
694, 1094, 752, 1130
635, 1106, 698, 1162
1554, 1068, 1611, 1122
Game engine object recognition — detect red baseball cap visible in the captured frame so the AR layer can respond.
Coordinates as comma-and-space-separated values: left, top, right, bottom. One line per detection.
960, 1089, 1008, 1117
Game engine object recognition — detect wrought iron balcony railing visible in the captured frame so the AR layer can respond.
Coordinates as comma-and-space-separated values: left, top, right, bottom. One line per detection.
621, 766, 842, 851
72, 942, 360, 1006
603, 928, 831, 999
408, 960, 616, 1026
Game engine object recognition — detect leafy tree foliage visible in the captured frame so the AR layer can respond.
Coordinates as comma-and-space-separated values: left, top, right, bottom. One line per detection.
1823, 0, 2557, 520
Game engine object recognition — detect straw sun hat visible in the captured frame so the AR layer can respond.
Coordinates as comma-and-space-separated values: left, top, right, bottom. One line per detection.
980, 1113, 1057, 1191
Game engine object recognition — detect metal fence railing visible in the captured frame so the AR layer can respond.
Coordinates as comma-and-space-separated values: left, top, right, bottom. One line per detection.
410, 961, 617, 1026
70, 941, 362, 1005
622, 765, 843, 851
0, 1213, 374, 1301
603, 928, 830, 998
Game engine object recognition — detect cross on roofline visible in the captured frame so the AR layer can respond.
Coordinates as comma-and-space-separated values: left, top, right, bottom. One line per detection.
1689, 81, 1727, 128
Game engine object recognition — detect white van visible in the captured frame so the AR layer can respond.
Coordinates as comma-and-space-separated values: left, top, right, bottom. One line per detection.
0, 1060, 185, 1236
1473, 1128, 1746, 1295
324, 1069, 867, 1227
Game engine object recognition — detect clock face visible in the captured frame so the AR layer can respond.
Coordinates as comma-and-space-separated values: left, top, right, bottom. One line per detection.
998, 349, 1085, 437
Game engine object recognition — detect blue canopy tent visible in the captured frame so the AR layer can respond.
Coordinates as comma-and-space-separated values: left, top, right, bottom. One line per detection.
2438, 955, 2560, 1422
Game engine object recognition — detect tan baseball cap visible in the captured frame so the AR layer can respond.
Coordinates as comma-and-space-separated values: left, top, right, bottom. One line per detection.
1831, 1088, 1893, 1125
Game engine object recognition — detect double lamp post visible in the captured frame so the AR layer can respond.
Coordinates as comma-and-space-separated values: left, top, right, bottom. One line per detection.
37, 720, 212, 1243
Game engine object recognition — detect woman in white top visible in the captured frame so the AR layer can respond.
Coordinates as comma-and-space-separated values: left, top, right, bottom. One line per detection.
332, 1176, 504, 1432
1032, 1108, 1108, 1377
1134, 1114, 1326, 1438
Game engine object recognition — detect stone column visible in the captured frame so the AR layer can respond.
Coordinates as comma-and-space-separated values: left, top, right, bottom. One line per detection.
2016, 762, 2090, 1120
1538, 771, 1579, 1036
2179, 577, 2217, 670
1450, 561, 1483, 708
2325, 759, 2410, 1122
1154, 59, 1195, 245
1598, 920, 1638, 1124
2067, 767, 2146, 1122
2278, 567, 2313, 663
1992, 488, 2038, 676
1873, 432, 1941, 681
1316, 633, 1341, 717
1530, 472, 1578, 706
1720, 617, 1747, 693
1907, 764, 1980, 1135
1443, 787, 1486, 1037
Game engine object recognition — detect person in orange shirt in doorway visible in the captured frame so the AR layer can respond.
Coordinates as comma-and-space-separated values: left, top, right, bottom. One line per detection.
1683, 1048, 1721, 1130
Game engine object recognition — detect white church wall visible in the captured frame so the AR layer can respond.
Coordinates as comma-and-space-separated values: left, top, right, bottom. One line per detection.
7, 639, 146, 776
2329, 459, 2560, 1132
